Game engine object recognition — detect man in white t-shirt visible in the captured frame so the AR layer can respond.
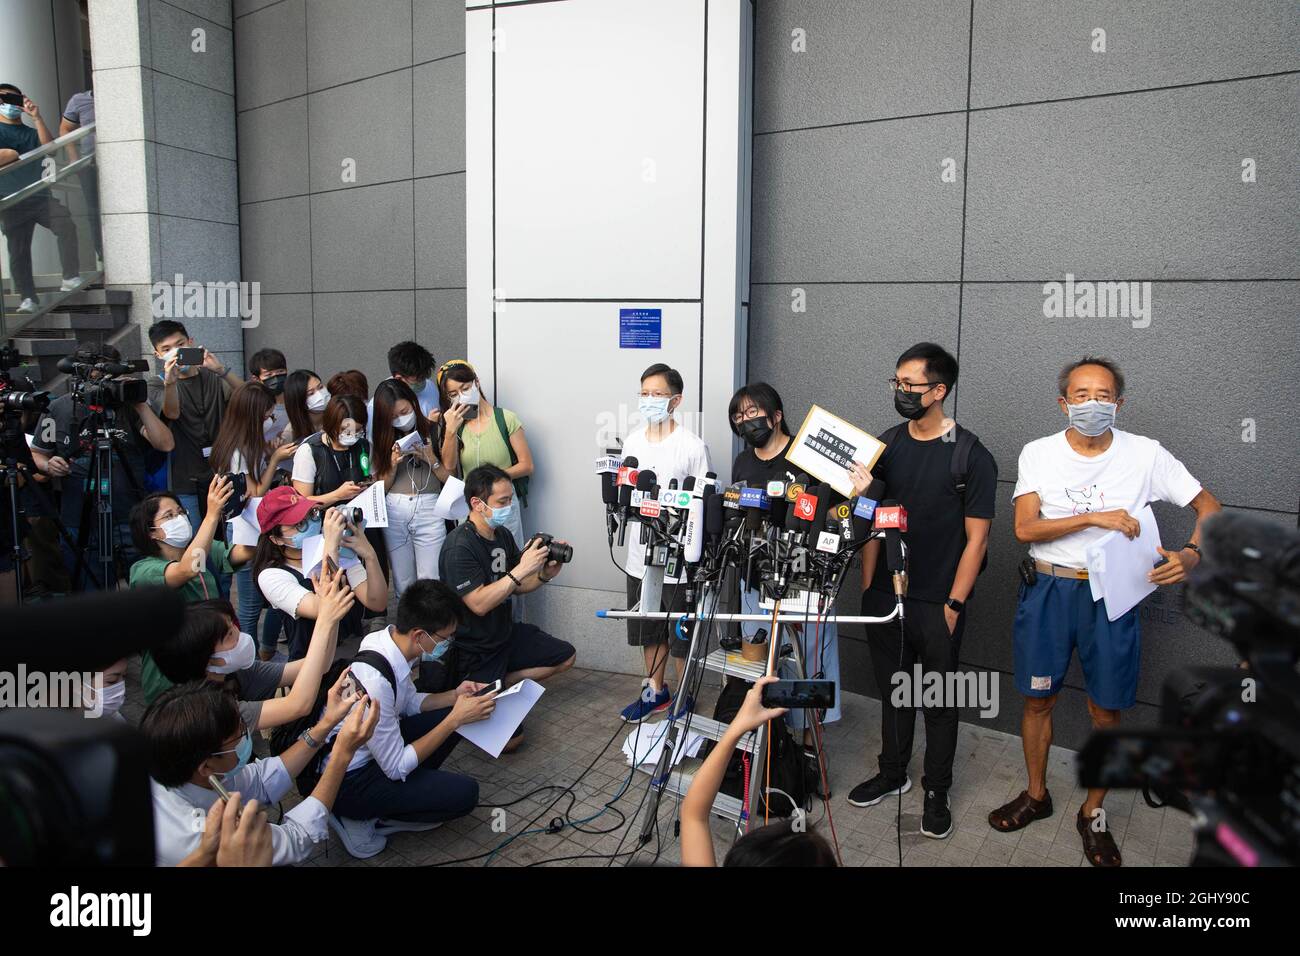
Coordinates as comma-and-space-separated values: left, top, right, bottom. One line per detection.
989, 357, 1220, 867
618, 363, 712, 723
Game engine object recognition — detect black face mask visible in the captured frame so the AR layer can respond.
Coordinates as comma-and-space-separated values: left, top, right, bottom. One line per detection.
893, 389, 930, 421
739, 417, 774, 448
263, 374, 286, 395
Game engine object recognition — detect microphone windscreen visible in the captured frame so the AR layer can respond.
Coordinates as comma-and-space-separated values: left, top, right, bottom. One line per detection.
635, 469, 657, 492
809, 482, 833, 534
704, 492, 724, 537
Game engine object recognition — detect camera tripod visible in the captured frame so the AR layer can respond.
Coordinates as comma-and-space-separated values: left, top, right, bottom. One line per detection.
69, 405, 147, 591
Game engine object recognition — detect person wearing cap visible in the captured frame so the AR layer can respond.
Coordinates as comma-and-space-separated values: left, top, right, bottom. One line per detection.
252, 486, 386, 659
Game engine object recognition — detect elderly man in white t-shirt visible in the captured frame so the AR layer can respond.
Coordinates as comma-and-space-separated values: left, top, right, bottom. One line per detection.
989, 356, 1220, 867
618, 363, 712, 723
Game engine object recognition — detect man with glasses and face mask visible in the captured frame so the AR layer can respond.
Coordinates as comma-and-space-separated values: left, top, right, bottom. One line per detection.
617, 363, 713, 723
326, 579, 500, 859
846, 343, 997, 841
143, 678, 378, 866
990, 356, 1220, 867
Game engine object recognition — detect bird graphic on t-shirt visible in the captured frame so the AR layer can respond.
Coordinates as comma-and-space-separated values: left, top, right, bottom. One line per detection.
1064, 484, 1104, 514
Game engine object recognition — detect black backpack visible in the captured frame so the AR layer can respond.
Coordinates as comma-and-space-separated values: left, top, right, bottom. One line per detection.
268, 649, 397, 797
698, 676, 811, 819
878, 422, 992, 574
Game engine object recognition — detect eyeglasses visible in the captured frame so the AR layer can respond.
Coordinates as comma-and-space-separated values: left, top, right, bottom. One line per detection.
211, 723, 249, 757
888, 378, 940, 394
289, 507, 325, 532
154, 505, 187, 525
639, 390, 673, 400
730, 407, 766, 425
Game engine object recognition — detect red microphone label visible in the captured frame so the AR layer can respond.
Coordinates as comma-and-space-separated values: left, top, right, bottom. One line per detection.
873, 505, 907, 531
794, 493, 817, 521
617, 466, 639, 487
638, 501, 662, 519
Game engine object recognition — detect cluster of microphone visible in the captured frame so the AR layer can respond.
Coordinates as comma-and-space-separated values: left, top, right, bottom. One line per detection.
596, 453, 911, 603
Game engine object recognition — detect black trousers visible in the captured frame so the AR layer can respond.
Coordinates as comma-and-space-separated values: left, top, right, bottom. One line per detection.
862, 589, 966, 793
0, 195, 80, 299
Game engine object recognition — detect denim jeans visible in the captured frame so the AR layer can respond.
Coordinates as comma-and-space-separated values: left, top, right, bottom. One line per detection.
382, 490, 446, 598
332, 708, 478, 824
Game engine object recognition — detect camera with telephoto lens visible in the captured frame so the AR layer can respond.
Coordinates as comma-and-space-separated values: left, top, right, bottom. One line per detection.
0, 388, 50, 413
218, 472, 248, 520
526, 532, 572, 564
64, 354, 150, 410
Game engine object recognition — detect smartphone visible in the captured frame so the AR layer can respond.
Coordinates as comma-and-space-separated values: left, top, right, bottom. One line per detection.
473, 679, 502, 697
324, 554, 340, 576
461, 402, 479, 421
340, 669, 362, 700
761, 679, 836, 710
177, 346, 205, 366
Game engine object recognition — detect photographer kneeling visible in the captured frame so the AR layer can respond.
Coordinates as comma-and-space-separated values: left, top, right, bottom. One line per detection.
30, 344, 174, 589
437, 464, 576, 752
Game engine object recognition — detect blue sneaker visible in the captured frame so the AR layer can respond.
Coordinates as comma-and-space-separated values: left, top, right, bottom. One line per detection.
621, 684, 671, 723
669, 693, 697, 719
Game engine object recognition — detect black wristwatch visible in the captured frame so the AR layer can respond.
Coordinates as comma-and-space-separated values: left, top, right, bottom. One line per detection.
945, 597, 965, 613
1181, 542, 1202, 557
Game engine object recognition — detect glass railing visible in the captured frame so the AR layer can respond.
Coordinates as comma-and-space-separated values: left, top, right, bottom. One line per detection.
0, 121, 103, 338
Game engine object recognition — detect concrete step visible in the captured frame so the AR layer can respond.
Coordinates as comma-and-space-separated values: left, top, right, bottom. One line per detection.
23, 311, 117, 332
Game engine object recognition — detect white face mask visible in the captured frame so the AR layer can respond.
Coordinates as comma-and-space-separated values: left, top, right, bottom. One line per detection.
337, 431, 360, 447
157, 514, 192, 547
393, 412, 416, 431
306, 388, 329, 413
209, 632, 256, 675
85, 679, 126, 717
455, 384, 480, 406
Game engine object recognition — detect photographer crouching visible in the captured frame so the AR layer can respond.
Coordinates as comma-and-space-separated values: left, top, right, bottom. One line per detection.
437, 464, 576, 752
29, 344, 174, 590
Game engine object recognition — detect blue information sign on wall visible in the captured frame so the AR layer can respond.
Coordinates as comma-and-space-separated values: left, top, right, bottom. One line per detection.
619, 308, 662, 349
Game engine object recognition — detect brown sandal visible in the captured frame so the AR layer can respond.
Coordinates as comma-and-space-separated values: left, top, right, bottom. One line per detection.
1077, 807, 1122, 867
988, 789, 1053, 832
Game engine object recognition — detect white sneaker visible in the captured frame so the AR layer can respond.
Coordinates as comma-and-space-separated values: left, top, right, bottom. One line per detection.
59, 276, 84, 293
17, 298, 38, 314
375, 819, 444, 836
328, 813, 387, 859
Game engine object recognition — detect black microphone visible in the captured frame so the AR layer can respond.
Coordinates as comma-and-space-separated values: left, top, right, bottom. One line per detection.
56, 356, 136, 376
635, 470, 658, 546
703, 489, 724, 540
808, 482, 833, 541
874, 498, 908, 599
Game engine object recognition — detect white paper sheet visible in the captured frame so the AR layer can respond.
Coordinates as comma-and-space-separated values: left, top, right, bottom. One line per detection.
300, 534, 361, 577
229, 496, 263, 546
455, 679, 544, 758
1084, 504, 1162, 621
432, 475, 471, 520
396, 430, 425, 453
622, 720, 705, 770
351, 481, 388, 528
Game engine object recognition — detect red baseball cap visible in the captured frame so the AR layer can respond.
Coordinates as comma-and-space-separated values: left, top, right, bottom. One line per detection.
257, 486, 316, 532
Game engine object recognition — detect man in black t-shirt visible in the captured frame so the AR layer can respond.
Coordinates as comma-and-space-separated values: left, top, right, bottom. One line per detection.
438, 465, 576, 747
845, 343, 997, 841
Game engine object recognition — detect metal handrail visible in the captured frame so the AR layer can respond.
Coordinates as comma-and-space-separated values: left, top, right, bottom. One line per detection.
0, 121, 96, 210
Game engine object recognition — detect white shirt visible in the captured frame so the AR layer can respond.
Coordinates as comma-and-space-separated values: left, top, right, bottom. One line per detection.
620, 423, 712, 581
1012, 427, 1202, 568
259, 559, 368, 618
324, 627, 430, 781
151, 757, 328, 866
290, 441, 318, 486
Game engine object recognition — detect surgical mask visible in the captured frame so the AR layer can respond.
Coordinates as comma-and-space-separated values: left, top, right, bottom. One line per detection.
157, 514, 192, 547
337, 431, 360, 447
0, 103, 23, 120
306, 388, 329, 413
485, 502, 513, 529
639, 396, 672, 424
289, 518, 321, 549
393, 412, 416, 431
1066, 399, 1117, 437
215, 731, 253, 777
739, 417, 773, 448
420, 634, 452, 663
456, 384, 480, 406
209, 632, 256, 675
893, 388, 929, 421
85, 679, 126, 717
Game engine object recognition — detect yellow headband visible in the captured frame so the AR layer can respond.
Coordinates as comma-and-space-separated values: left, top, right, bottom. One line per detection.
436, 359, 475, 388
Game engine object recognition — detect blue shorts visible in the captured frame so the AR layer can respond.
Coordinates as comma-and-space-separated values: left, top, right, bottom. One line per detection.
1012, 575, 1140, 710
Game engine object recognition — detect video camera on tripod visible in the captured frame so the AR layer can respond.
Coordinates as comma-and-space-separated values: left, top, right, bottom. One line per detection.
59, 354, 150, 411
1078, 511, 1300, 866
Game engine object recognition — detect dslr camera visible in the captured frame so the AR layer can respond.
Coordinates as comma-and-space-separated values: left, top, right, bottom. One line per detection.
526, 532, 572, 564
63, 354, 150, 410
218, 472, 249, 520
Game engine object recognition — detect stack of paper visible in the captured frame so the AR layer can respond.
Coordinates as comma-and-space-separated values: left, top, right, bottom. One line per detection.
455, 680, 545, 758
1084, 504, 1162, 621
622, 721, 706, 770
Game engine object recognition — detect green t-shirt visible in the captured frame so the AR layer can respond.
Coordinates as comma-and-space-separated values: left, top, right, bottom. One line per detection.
129, 540, 236, 704
458, 407, 522, 474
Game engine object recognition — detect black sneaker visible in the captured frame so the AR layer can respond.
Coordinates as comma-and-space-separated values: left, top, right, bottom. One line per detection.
921, 789, 953, 839
847, 773, 911, 807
